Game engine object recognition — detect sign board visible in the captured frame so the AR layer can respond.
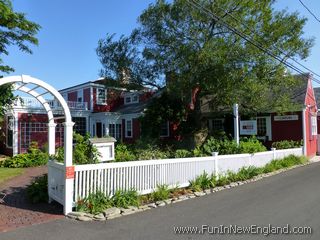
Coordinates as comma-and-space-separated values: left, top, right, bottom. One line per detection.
274, 115, 298, 121
240, 120, 257, 135
65, 166, 75, 179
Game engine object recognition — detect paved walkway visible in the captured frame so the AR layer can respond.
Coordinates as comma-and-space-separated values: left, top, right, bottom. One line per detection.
0, 166, 63, 232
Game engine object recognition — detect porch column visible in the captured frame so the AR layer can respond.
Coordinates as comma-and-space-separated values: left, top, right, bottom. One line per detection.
47, 122, 57, 155
63, 121, 74, 215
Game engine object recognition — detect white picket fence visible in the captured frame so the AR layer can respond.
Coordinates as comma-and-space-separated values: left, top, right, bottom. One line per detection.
72, 147, 303, 203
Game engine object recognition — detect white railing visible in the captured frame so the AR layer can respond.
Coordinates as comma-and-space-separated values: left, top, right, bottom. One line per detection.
73, 147, 303, 203
14, 97, 88, 110
48, 160, 65, 205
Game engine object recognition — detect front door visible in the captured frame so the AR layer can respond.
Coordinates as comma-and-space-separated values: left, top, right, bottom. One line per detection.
96, 122, 102, 138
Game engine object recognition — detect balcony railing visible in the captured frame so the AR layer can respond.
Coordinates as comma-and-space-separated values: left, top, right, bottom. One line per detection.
14, 97, 88, 110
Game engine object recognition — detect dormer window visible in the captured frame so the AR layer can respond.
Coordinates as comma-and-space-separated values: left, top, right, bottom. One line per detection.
97, 88, 106, 105
125, 97, 131, 104
124, 93, 139, 104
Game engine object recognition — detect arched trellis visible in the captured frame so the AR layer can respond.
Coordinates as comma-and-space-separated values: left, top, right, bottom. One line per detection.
0, 75, 74, 214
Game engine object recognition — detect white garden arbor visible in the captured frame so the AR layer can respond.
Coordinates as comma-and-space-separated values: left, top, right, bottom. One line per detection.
0, 75, 74, 214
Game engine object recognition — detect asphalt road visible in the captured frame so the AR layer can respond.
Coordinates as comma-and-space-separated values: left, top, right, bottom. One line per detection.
1, 162, 320, 240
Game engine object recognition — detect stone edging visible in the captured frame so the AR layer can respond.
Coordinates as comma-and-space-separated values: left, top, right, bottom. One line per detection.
67, 161, 312, 221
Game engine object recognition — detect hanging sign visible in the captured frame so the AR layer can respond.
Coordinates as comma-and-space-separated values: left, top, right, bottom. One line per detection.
274, 115, 298, 121
65, 166, 75, 179
240, 120, 257, 135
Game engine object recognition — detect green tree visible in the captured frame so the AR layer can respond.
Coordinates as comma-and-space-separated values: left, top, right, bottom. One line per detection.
0, 0, 40, 114
137, 0, 313, 115
97, 0, 313, 134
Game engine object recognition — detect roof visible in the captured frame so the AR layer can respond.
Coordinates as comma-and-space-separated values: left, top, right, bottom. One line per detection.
112, 89, 163, 114
313, 87, 320, 109
290, 73, 311, 106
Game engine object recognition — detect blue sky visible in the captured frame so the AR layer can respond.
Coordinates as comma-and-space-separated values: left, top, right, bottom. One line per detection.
3, 0, 320, 90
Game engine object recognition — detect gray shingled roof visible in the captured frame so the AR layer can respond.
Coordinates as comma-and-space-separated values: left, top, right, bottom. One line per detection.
313, 87, 320, 109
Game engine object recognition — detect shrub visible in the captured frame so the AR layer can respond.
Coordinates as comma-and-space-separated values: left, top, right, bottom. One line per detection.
151, 184, 170, 201
1, 142, 48, 168
136, 148, 170, 160
76, 191, 112, 214
111, 189, 139, 208
189, 172, 211, 191
202, 137, 239, 155
115, 144, 136, 162
271, 140, 303, 149
53, 133, 100, 164
27, 174, 48, 203
216, 175, 231, 186
239, 137, 267, 153
174, 149, 192, 158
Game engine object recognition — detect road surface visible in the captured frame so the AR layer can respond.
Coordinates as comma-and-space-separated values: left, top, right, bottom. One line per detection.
1, 162, 320, 240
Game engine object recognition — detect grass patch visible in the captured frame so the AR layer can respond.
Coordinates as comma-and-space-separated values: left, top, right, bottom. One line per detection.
0, 168, 24, 184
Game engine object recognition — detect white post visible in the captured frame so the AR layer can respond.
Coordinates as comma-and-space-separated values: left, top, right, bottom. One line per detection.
63, 121, 74, 215
271, 148, 276, 160
302, 108, 307, 156
212, 152, 219, 177
47, 122, 57, 155
233, 103, 240, 145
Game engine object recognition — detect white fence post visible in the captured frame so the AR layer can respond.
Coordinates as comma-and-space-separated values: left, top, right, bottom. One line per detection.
271, 148, 276, 160
212, 152, 219, 176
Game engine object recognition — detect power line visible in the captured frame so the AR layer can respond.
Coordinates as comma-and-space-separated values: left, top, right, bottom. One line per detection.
299, 0, 320, 23
185, 0, 320, 85
213, 4, 320, 81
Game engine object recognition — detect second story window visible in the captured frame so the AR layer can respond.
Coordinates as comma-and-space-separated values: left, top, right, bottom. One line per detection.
125, 97, 131, 104
97, 88, 106, 104
77, 90, 83, 102
124, 93, 139, 104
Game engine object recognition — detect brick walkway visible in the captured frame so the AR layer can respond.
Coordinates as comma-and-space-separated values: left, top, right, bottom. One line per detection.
0, 166, 63, 232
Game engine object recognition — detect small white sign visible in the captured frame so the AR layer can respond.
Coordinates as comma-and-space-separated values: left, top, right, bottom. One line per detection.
240, 120, 257, 135
274, 115, 298, 121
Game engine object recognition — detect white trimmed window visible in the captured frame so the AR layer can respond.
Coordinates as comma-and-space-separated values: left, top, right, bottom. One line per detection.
77, 89, 83, 102
125, 120, 133, 138
311, 116, 317, 136
124, 93, 139, 105
97, 88, 106, 104
160, 121, 169, 137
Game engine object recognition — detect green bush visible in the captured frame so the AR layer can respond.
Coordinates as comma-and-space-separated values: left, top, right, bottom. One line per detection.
115, 144, 136, 162
136, 148, 170, 160
151, 184, 170, 201
27, 174, 48, 203
202, 137, 239, 155
76, 191, 112, 214
174, 149, 192, 158
189, 172, 212, 191
111, 189, 139, 208
1, 142, 48, 168
239, 137, 267, 153
271, 140, 303, 149
54, 133, 100, 164
201, 136, 266, 155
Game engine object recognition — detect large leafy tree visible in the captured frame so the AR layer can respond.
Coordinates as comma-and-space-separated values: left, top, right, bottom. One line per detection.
0, 0, 40, 114
97, 0, 313, 134
137, 0, 313, 113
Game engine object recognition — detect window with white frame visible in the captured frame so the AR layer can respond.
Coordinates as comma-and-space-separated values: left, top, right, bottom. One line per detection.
311, 115, 317, 136
160, 121, 169, 137
6, 116, 13, 147
97, 88, 106, 104
77, 89, 83, 102
124, 93, 139, 104
109, 124, 122, 140
125, 120, 133, 138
